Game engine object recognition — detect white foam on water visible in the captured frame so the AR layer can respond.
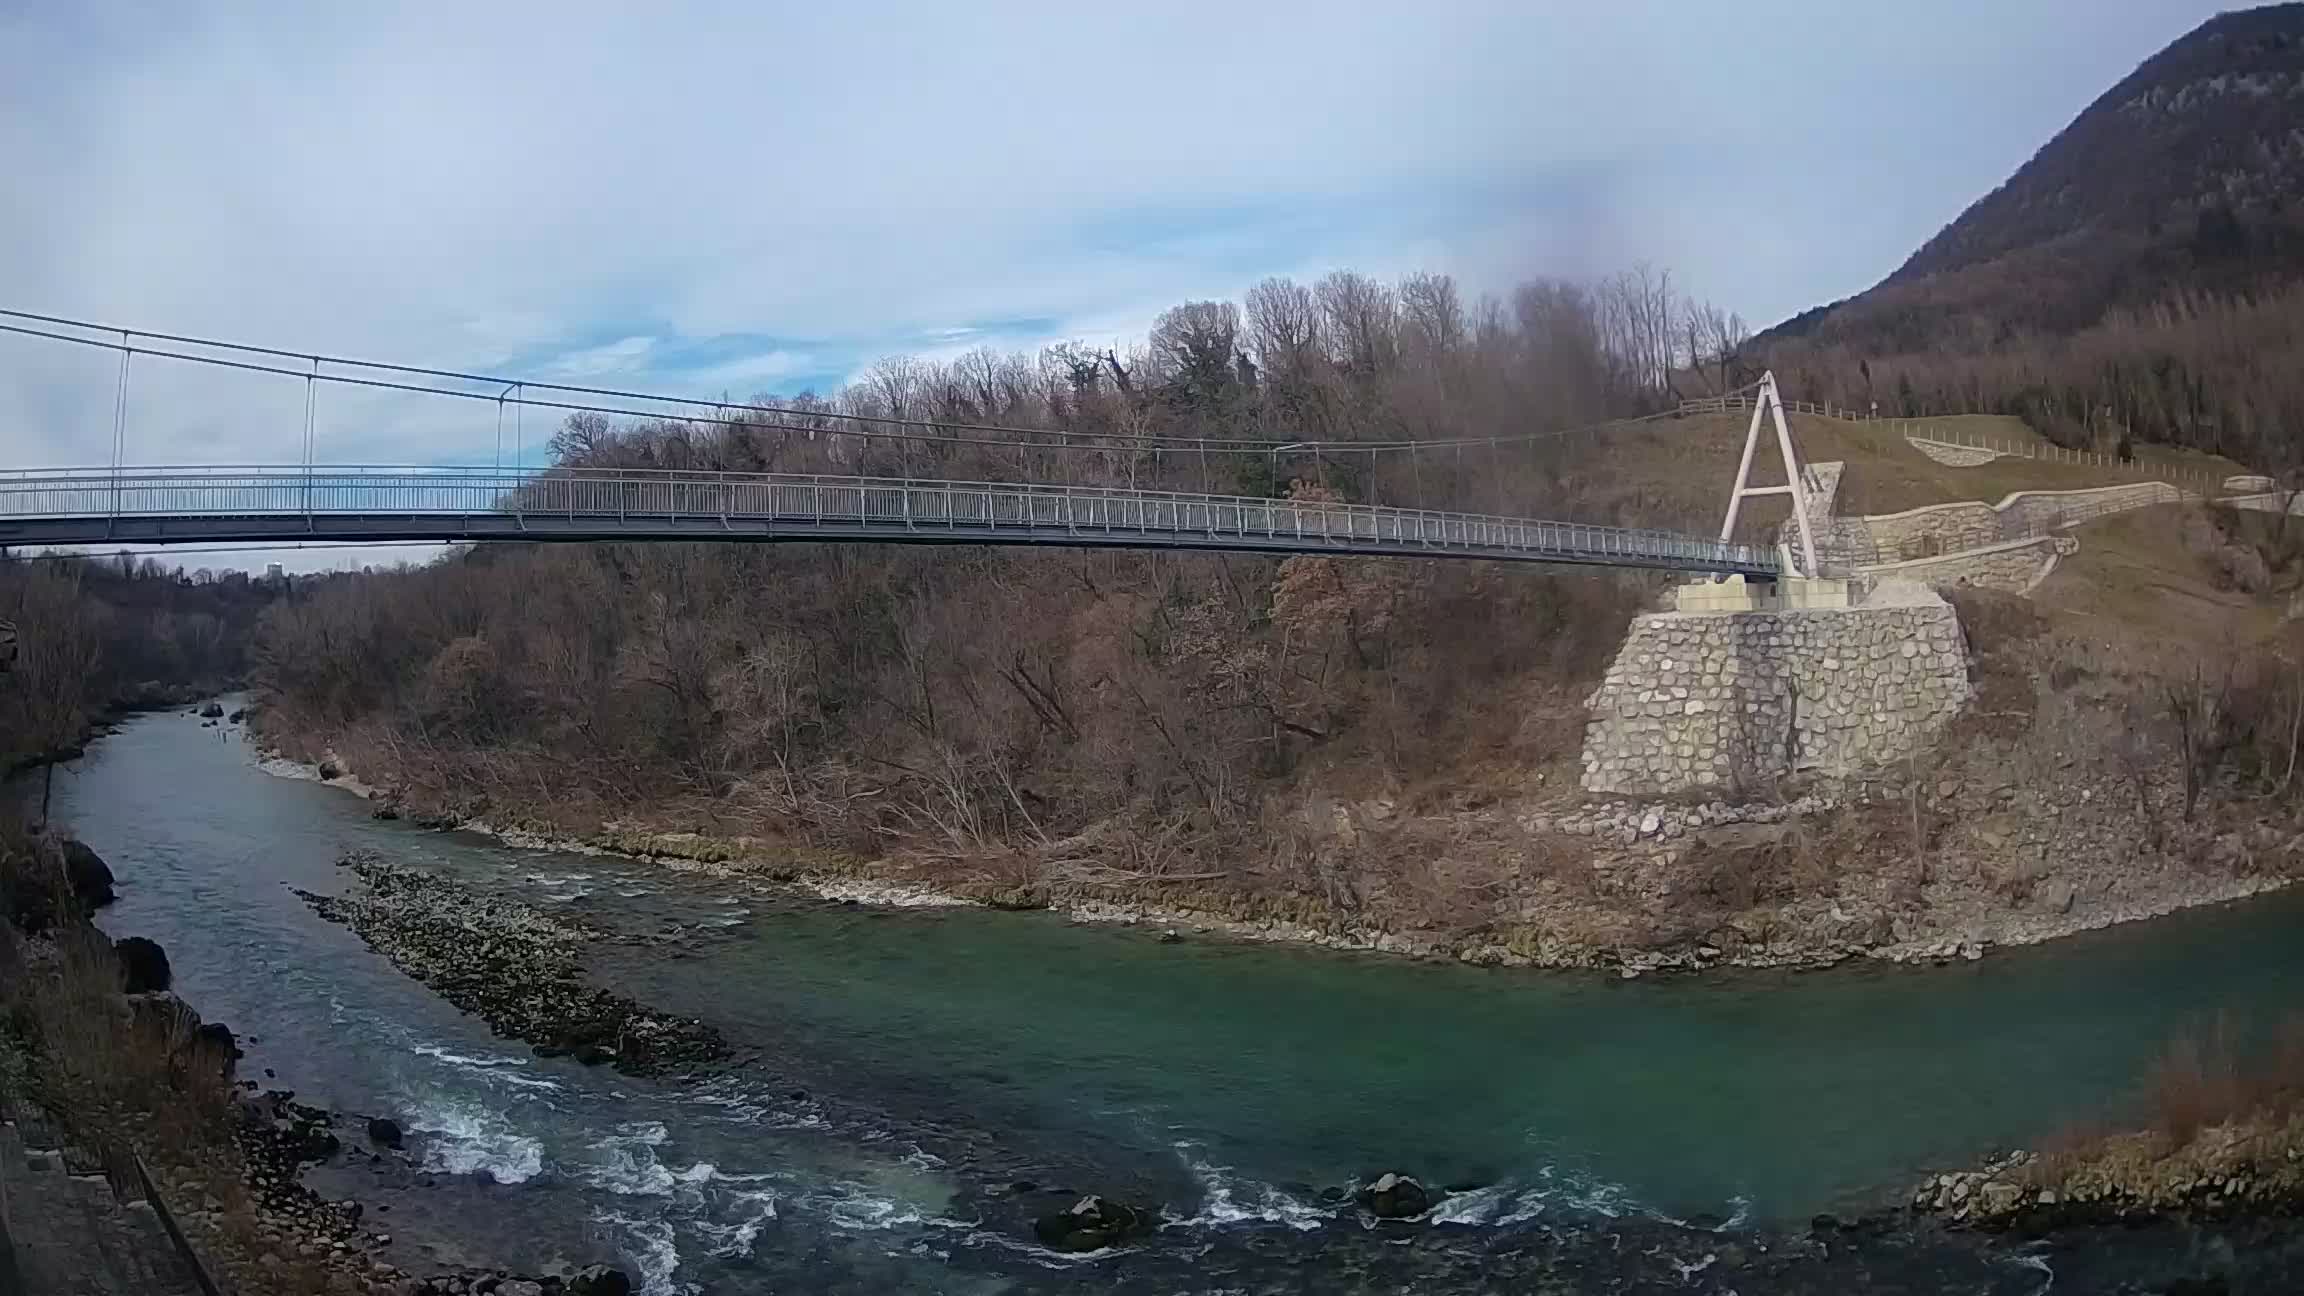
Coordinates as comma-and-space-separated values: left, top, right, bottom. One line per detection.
578, 1123, 683, 1196
593, 1209, 693, 1296
682, 1080, 827, 1130
2007, 1244, 2055, 1292
695, 1188, 781, 1259
1166, 1147, 1331, 1231
1428, 1182, 1543, 1226
615, 888, 652, 898
961, 1228, 1126, 1268
1672, 1252, 1717, 1280
410, 1042, 565, 1093
796, 1176, 971, 1234
406, 1098, 545, 1185
574, 1124, 768, 1201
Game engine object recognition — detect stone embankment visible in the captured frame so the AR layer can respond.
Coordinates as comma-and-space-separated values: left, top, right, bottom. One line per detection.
298, 853, 726, 1078
1581, 583, 1970, 796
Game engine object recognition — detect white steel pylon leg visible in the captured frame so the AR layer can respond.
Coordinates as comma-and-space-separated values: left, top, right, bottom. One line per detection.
1717, 372, 1820, 578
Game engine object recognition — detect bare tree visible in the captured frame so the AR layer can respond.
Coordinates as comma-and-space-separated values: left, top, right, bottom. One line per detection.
1316, 270, 1399, 380
1398, 271, 1467, 366
1244, 276, 1322, 379
1149, 300, 1243, 408
6, 565, 105, 825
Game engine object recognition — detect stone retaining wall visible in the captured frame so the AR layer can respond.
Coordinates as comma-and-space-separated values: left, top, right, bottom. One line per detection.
1856, 534, 2075, 595
1581, 588, 1972, 795
1851, 481, 2182, 562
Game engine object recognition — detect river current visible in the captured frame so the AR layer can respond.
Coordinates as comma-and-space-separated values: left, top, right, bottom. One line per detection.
49, 704, 2304, 1292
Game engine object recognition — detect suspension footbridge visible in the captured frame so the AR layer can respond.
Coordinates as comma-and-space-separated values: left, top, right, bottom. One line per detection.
0, 311, 1792, 578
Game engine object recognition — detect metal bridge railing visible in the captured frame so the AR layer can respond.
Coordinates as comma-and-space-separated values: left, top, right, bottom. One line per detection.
0, 465, 1781, 575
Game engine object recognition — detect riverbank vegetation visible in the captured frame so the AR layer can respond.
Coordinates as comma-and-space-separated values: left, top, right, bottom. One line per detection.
0, 554, 279, 776
1917, 1014, 2304, 1230
244, 267, 2304, 971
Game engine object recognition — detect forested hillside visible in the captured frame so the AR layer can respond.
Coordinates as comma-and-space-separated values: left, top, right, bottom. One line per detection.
1, 556, 276, 771
251, 266, 1746, 934
1759, 5, 2304, 473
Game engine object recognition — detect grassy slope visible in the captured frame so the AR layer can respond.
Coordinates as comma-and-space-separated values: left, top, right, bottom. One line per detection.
1551, 412, 2245, 539
2034, 504, 2284, 657
1559, 411, 2274, 657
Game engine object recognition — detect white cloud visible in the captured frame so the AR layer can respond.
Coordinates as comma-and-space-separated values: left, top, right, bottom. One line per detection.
679, 350, 816, 395
541, 336, 657, 378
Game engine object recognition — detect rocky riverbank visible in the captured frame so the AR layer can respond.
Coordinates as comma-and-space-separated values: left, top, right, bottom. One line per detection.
252, 730, 2304, 982
1913, 1111, 2304, 1234
297, 852, 727, 1078
1, 840, 636, 1295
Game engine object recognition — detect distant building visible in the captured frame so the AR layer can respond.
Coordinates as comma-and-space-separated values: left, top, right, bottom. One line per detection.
265, 562, 285, 583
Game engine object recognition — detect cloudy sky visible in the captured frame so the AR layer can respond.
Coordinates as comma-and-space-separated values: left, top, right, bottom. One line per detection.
0, 0, 2235, 567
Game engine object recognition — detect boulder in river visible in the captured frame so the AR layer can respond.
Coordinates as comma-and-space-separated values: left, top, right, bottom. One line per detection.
228, 708, 246, 724
317, 760, 342, 781
1355, 1172, 1432, 1219
294, 1125, 341, 1163
368, 1117, 404, 1150
199, 702, 224, 719
114, 935, 173, 993
61, 838, 115, 911
1032, 1194, 1143, 1252
567, 1265, 634, 1296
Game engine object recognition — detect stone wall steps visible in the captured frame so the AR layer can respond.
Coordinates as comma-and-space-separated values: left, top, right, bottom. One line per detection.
0, 1111, 204, 1296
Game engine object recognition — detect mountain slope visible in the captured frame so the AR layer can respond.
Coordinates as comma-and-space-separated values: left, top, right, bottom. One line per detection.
1766, 3, 2304, 349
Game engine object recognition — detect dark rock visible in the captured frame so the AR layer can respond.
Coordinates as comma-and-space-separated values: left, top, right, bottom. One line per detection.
114, 936, 173, 993
532, 1045, 570, 1059
573, 1044, 616, 1067
566, 1265, 633, 1296
788, 1089, 808, 1102
368, 1117, 405, 1150
1031, 1194, 1142, 1252
191, 1021, 241, 1075
318, 760, 342, 781
373, 804, 402, 821
296, 1127, 341, 1162
60, 839, 115, 910
1157, 929, 1183, 944
199, 702, 224, 718
1009, 1180, 1039, 1195
1355, 1172, 1431, 1220
228, 708, 246, 724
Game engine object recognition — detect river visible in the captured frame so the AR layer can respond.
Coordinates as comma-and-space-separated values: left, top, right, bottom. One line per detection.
47, 704, 2304, 1292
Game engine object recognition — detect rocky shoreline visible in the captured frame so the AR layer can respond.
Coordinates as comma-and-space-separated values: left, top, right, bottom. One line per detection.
1913, 1117, 2304, 1233
1, 835, 636, 1295
245, 735, 2304, 982
296, 852, 727, 1078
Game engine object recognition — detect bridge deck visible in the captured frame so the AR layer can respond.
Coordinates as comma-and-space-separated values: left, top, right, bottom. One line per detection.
0, 467, 1780, 576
